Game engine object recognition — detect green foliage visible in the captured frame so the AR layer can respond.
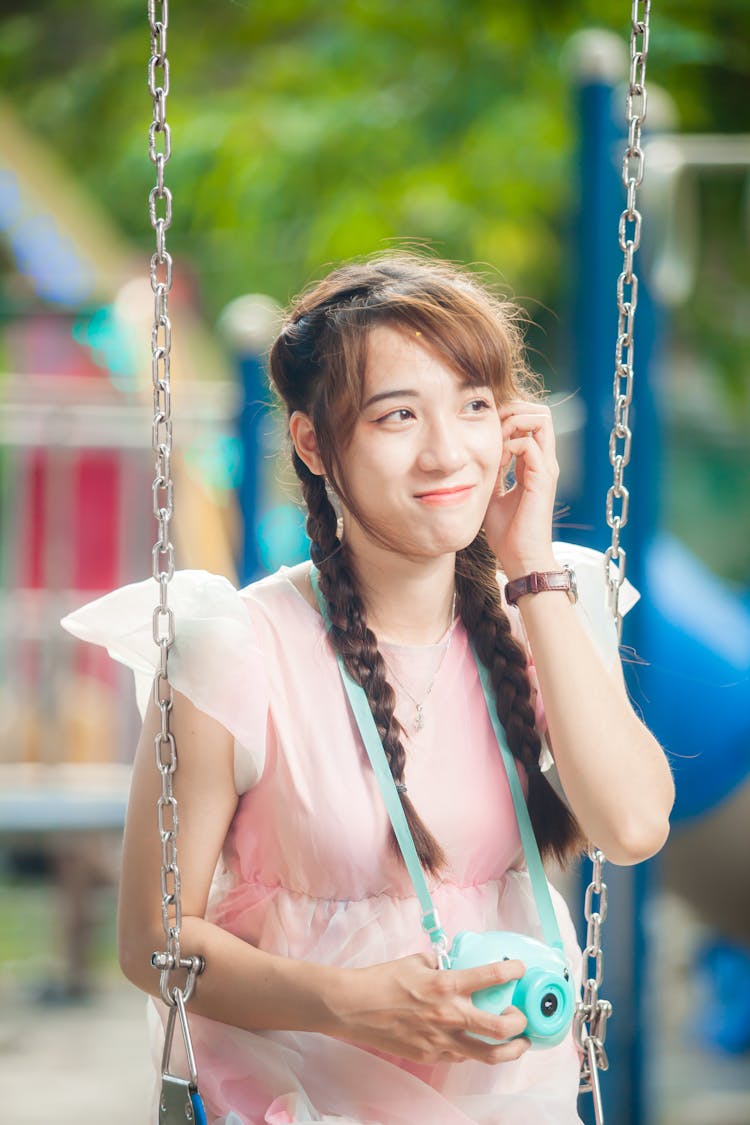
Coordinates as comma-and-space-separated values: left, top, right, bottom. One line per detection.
1, 0, 748, 323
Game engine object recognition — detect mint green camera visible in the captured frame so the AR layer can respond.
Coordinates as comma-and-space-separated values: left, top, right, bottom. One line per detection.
449, 931, 576, 1049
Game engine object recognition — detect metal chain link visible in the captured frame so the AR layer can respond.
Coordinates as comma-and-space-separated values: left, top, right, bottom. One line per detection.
577, 7, 652, 1121
605, 0, 652, 643
146, 0, 204, 1011
574, 848, 613, 1122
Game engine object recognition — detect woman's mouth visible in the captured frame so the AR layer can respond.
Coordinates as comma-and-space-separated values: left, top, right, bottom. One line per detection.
414, 485, 475, 506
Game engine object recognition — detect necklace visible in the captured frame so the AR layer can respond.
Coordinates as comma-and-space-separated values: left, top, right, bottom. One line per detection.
382, 591, 457, 735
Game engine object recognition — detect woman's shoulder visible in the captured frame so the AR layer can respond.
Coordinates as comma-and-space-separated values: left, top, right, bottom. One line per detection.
242, 560, 316, 607
239, 560, 322, 630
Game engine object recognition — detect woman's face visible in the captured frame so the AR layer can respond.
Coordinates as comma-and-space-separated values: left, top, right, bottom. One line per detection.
335, 323, 503, 558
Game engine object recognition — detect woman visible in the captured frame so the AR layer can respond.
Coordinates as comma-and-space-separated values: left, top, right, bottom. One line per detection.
61, 251, 674, 1124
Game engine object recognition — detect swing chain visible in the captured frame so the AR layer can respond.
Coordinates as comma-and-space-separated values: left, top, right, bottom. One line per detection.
580, 6, 652, 1115
575, 848, 612, 1108
605, 0, 652, 642
147, 0, 205, 1014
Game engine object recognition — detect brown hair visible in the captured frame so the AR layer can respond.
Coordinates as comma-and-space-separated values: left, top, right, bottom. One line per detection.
268, 251, 585, 873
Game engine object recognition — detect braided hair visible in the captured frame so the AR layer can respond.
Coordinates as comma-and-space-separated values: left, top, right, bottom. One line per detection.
268, 251, 585, 873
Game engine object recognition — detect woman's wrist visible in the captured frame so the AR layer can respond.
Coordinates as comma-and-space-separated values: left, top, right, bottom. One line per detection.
499, 554, 559, 583
320, 965, 368, 1039
288, 959, 356, 1037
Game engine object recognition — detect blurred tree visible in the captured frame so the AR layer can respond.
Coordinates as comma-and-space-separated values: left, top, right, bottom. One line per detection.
0, 0, 748, 326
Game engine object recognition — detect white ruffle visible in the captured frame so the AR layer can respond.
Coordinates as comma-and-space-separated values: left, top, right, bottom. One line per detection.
60, 570, 268, 792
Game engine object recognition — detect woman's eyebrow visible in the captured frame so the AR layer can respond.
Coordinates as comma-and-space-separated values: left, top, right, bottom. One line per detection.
362, 388, 420, 408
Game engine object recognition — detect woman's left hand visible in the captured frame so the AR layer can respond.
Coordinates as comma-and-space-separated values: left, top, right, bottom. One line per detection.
483, 401, 559, 579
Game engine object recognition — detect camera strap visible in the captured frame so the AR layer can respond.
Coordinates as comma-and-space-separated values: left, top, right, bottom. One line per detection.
310, 567, 564, 958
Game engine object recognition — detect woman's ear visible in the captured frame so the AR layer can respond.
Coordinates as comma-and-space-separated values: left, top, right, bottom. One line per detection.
289, 411, 325, 476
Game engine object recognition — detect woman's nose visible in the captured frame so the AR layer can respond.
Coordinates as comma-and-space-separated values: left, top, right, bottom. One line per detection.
416, 418, 467, 473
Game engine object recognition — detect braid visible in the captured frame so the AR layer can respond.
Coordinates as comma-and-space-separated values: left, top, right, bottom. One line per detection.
456, 530, 586, 868
294, 452, 447, 876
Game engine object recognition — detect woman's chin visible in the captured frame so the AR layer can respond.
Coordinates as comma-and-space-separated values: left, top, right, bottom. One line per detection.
345, 511, 486, 560
419, 515, 488, 556
421, 526, 487, 558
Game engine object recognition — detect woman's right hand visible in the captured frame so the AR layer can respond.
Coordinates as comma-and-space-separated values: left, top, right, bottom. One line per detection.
329, 952, 531, 1065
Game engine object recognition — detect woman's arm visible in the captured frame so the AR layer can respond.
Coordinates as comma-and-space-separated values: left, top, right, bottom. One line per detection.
118, 684, 533, 1064
517, 588, 674, 865
483, 399, 674, 864
117, 683, 341, 1032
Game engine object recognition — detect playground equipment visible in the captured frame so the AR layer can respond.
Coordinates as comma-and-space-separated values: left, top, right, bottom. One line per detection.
0, 89, 242, 787
0, 96, 243, 1011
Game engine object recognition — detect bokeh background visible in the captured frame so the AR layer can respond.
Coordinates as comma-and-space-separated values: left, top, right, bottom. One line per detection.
1, 2, 749, 1123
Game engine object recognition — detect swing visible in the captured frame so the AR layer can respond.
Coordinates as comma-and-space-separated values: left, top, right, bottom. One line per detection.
145, 4, 208, 1122
143, 2, 653, 1122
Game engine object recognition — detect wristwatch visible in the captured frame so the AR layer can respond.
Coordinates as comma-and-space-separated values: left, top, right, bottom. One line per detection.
504, 564, 578, 607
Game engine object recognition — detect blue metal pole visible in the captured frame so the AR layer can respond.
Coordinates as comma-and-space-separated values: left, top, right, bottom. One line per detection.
221, 295, 306, 585
570, 76, 623, 555
236, 350, 268, 586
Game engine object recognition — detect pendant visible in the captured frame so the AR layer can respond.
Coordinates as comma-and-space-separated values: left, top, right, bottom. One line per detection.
414, 704, 425, 732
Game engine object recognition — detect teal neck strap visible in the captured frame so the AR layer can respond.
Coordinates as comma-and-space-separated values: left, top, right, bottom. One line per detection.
309, 567, 563, 955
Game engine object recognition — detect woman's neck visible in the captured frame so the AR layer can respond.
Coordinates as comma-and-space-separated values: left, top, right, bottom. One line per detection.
343, 533, 457, 647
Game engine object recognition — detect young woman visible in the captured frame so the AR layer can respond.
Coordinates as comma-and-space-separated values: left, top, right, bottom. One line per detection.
61, 252, 674, 1124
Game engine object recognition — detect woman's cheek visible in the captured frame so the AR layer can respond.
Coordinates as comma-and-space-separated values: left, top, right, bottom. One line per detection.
483, 434, 504, 479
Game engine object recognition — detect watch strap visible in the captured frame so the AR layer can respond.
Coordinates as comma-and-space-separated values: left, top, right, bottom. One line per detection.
504, 566, 576, 607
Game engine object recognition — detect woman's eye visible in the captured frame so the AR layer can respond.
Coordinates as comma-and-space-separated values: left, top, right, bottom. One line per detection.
378, 408, 414, 423
465, 398, 492, 413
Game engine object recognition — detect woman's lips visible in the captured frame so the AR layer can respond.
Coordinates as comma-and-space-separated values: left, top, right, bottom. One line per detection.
414, 485, 475, 505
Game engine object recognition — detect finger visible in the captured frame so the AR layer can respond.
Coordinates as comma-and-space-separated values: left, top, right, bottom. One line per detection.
469, 1035, 532, 1066
501, 414, 551, 439
464, 1002, 528, 1044
450, 959, 527, 996
503, 439, 559, 491
454, 1029, 531, 1066
498, 404, 552, 432
501, 414, 555, 454
501, 436, 548, 474
499, 407, 551, 428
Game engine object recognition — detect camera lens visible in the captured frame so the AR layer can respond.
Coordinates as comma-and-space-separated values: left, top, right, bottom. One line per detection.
541, 992, 559, 1017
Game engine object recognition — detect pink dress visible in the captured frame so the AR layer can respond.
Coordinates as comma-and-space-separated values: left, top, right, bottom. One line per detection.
60, 543, 636, 1125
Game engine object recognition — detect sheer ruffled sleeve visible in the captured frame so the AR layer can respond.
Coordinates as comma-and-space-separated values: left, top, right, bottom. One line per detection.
60, 569, 268, 793
506, 542, 640, 774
